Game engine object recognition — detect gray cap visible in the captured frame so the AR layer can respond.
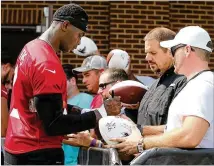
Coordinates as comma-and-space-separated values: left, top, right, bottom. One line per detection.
73, 55, 108, 73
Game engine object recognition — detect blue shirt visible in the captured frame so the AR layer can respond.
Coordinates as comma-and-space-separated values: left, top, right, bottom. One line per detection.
62, 93, 93, 165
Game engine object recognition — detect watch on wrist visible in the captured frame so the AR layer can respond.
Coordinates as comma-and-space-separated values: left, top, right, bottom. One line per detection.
137, 137, 144, 153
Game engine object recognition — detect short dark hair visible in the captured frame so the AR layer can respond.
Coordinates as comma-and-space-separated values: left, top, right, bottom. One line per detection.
1, 48, 16, 66
144, 27, 176, 52
144, 27, 176, 42
62, 64, 78, 81
53, 3, 88, 32
104, 68, 128, 82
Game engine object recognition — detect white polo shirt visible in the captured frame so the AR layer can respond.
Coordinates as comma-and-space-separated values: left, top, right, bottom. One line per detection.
165, 71, 214, 148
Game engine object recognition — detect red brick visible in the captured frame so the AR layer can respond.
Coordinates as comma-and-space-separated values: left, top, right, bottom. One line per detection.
126, 20, 140, 24
171, 4, 185, 8
180, 10, 192, 13
156, 21, 169, 25
126, 10, 140, 14
133, 25, 147, 29
141, 1, 153, 5
119, 14, 132, 19
148, 6, 162, 10
118, 34, 132, 38
133, 15, 146, 19
187, 15, 199, 19
133, 35, 144, 39
126, 29, 139, 33
141, 10, 154, 14
156, 11, 169, 15
194, 20, 207, 24
111, 19, 125, 23
119, 24, 132, 29
1, 0, 214, 92
155, 1, 168, 6
125, 1, 140, 5
200, 6, 213, 10
201, 15, 214, 20
127, 49, 140, 54
133, 5, 147, 10
111, 10, 125, 14
87, 11, 99, 15
148, 16, 162, 19
118, 5, 132, 9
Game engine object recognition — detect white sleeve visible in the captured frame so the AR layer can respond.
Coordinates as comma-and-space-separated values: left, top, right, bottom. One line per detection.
181, 81, 213, 124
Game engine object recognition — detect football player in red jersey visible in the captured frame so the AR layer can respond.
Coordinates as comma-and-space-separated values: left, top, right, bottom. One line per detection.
4, 4, 102, 165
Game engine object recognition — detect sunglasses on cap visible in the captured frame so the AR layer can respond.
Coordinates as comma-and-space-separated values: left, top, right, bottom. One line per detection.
99, 81, 116, 90
171, 44, 195, 57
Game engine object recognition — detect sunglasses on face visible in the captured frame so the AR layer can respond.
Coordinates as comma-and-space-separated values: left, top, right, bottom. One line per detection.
171, 44, 195, 57
99, 81, 115, 90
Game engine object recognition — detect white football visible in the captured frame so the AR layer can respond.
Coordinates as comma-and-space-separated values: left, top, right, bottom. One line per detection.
107, 49, 130, 70
99, 116, 141, 145
73, 36, 98, 56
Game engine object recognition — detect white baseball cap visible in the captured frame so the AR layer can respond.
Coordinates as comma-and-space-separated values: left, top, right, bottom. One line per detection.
160, 26, 213, 52
73, 36, 98, 56
107, 49, 130, 70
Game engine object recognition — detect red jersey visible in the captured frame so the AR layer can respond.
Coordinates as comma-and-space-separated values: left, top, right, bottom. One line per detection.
1, 84, 8, 99
4, 39, 67, 154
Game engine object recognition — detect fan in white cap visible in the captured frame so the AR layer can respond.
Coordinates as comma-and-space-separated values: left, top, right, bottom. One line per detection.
73, 36, 99, 56
160, 26, 213, 52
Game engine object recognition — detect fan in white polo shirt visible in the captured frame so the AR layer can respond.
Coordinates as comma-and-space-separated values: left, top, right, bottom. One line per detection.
161, 26, 214, 148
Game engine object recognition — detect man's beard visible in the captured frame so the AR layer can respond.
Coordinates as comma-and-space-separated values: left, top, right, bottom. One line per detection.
154, 68, 162, 76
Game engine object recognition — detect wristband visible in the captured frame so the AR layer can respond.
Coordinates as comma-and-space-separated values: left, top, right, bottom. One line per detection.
90, 138, 97, 147
98, 140, 103, 148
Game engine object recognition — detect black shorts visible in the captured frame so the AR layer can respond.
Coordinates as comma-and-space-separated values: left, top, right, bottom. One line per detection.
4, 148, 64, 165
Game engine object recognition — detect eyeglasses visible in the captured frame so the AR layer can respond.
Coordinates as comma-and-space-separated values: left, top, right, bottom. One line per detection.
171, 44, 195, 57
99, 81, 116, 90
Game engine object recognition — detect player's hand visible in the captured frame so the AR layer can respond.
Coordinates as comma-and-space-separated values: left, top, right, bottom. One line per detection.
63, 131, 93, 147
103, 96, 121, 116
109, 137, 139, 156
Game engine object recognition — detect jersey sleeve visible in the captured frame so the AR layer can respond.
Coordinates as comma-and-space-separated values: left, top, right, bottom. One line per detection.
30, 61, 66, 96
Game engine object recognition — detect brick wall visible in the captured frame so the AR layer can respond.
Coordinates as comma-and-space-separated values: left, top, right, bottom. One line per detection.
1, 1, 214, 89
169, 1, 214, 69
